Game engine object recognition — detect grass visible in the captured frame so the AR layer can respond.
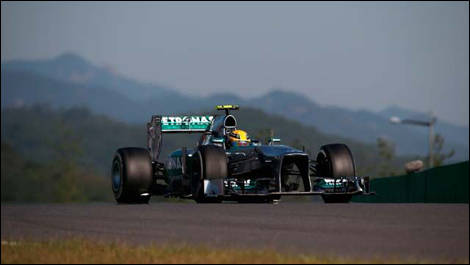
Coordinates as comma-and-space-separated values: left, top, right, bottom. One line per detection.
1, 238, 467, 264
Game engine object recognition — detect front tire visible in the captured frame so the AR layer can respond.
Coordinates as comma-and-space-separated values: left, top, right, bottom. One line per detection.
316, 144, 356, 204
112, 147, 153, 204
192, 145, 227, 203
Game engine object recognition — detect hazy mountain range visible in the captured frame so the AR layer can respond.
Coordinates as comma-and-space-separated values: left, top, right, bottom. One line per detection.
2, 53, 468, 161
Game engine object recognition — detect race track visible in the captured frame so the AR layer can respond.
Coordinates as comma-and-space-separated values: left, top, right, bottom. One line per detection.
1, 202, 468, 261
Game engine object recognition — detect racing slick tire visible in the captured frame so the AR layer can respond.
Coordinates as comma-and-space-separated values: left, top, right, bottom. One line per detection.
316, 144, 356, 204
192, 145, 227, 203
112, 147, 153, 204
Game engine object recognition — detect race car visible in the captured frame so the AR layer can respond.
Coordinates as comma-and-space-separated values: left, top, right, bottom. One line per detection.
111, 105, 374, 204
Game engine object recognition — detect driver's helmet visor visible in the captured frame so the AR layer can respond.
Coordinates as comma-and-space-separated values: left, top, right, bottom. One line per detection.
229, 130, 249, 141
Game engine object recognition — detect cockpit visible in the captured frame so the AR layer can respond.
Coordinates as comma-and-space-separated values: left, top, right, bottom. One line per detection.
200, 114, 258, 149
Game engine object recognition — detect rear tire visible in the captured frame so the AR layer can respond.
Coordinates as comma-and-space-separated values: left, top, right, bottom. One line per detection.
316, 144, 355, 204
112, 148, 153, 204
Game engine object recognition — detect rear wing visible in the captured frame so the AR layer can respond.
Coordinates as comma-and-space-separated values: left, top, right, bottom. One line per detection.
147, 115, 214, 161
160, 115, 214, 133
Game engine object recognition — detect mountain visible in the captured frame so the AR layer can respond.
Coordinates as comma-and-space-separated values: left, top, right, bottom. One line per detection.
244, 91, 468, 161
1, 70, 157, 122
2, 53, 468, 162
1, 54, 242, 116
2, 53, 170, 102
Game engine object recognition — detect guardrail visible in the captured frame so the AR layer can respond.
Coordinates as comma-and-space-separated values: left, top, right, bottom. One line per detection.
352, 161, 469, 203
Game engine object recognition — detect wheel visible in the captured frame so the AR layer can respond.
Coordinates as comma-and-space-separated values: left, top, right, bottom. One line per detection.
192, 145, 227, 203
316, 144, 356, 178
316, 144, 355, 203
112, 147, 153, 204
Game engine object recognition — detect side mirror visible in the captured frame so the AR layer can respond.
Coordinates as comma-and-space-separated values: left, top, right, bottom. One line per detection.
268, 138, 281, 146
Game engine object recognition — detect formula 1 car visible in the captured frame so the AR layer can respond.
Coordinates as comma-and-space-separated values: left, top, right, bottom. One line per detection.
111, 105, 374, 204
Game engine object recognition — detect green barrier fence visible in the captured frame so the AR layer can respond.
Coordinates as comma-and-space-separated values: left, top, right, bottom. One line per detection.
353, 161, 469, 203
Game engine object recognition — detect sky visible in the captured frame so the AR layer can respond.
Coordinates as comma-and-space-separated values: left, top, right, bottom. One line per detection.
1, 1, 469, 126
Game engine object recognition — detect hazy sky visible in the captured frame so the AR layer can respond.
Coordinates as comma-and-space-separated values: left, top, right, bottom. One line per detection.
2, 1, 469, 126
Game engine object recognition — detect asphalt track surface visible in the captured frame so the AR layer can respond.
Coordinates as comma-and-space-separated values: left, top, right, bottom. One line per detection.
2, 202, 468, 261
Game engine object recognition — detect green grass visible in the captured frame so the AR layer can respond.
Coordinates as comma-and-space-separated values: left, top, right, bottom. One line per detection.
1, 239, 467, 264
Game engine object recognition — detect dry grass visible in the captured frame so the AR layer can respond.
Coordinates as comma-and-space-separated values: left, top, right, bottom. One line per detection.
1, 238, 467, 264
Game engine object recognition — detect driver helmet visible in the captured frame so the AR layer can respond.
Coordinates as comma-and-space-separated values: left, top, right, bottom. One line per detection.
228, 129, 250, 146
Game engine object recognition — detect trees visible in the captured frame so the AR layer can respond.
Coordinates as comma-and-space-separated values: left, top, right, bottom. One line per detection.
376, 137, 398, 177
1, 141, 113, 202
2, 105, 428, 201
372, 133, 456, 180
429, 134, 455, 167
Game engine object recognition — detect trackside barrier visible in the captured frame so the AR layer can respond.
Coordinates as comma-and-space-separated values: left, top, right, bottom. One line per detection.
352, 161, 469, 203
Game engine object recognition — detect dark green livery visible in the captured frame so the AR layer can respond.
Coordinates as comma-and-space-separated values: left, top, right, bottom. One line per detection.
111, 105, 374, 203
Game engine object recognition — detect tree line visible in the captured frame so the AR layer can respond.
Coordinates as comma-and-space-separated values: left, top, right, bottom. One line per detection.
2, 104, 437, 202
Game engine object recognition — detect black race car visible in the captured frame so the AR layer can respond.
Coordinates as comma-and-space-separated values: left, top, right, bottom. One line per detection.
111, 105, 374, 203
